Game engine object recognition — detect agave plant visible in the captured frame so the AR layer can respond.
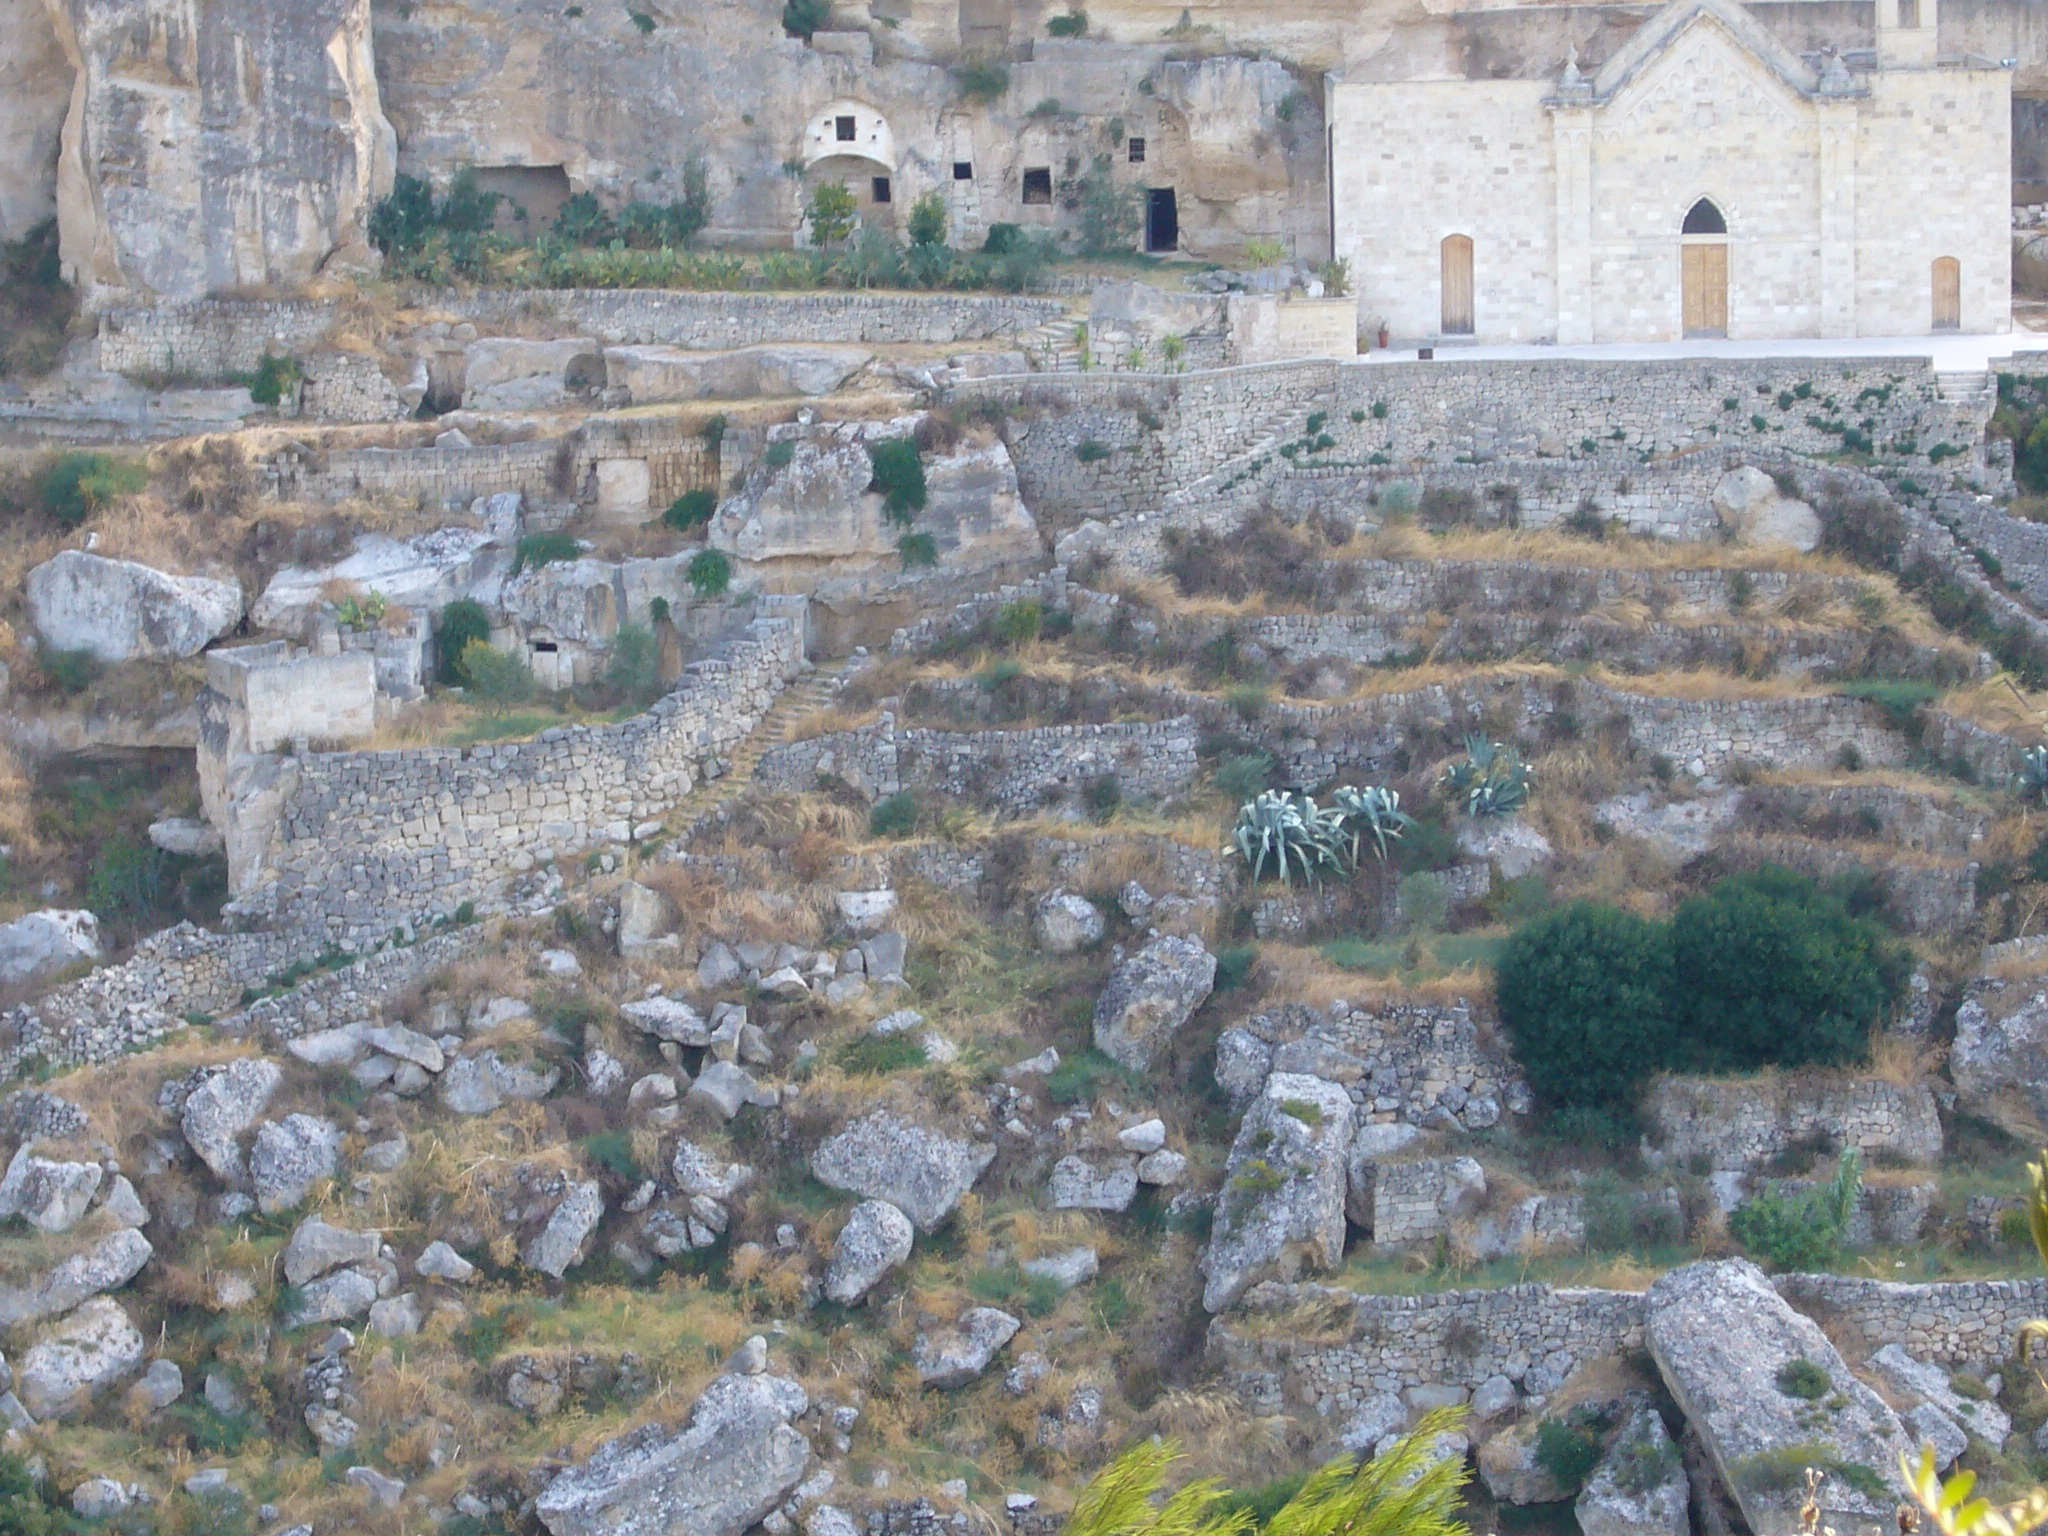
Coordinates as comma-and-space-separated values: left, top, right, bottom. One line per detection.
1440, 735, 1532, 819
1227, 790, 1349, 885
1332, 783, 1416, 863
2019, 744, 2048, 804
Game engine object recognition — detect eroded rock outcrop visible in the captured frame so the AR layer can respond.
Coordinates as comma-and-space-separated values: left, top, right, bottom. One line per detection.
47, 0, 395, 303
1201, 1072, 1354, 1312
28, 551, 241, 663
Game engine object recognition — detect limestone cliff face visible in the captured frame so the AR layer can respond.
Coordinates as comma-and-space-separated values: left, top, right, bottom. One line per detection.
47, 0, 395, 305
0, 0, 72, 240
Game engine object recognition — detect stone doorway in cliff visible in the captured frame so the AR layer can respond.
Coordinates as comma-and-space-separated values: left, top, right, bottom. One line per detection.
1146, 189, 1178, 253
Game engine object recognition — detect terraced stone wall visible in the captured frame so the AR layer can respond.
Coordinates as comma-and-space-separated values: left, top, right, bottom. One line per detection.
1211, 1274, 2048, 1418
237, 607, 806, 946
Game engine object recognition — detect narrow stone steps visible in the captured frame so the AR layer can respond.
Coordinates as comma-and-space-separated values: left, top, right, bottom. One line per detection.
1934, 369, 1995, 406
656, 666, 845, 832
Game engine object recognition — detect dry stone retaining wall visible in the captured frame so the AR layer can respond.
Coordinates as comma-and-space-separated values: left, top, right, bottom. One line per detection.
1642, 1074, 1943, 1174
1212, 1273, 2048, 1419
97, 292, 1065, 380
0, 922, 485, 1075
242, 607, 806, 945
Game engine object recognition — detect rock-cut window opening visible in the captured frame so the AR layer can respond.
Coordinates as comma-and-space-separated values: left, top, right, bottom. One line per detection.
836, 116, 857, 141
1683, 198, 1728, 235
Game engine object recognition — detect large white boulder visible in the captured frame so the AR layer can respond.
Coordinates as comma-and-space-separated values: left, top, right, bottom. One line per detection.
1094, 934, 1217, 1072
1712, 467, 1821, 552
1201, 1073, 1355, 1312
461, 337, 602, 411
536, 1361, 811, 1536
27, 550, 241, 662
1576, 1404, 1690, 1536
604, 344, 871, 405
251, 528, 503, 637
1646, 1259, 1910, 1536
0, 909, 99, 990
810, 1112, 994, 1231
17, 1298, 145, 1419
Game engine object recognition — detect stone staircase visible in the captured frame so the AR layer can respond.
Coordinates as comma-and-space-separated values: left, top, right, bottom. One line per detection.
1935, 370, 1996, 409
1020, 313, 1087, 372
660, 663, 846, 829
1164, 395, 1333, 509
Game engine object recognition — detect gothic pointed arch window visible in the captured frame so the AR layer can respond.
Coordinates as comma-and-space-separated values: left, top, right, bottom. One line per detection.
1682, 198, 1727, 236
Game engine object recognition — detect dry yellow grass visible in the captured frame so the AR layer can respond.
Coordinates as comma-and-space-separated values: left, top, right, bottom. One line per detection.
1937, 675, 2048, 741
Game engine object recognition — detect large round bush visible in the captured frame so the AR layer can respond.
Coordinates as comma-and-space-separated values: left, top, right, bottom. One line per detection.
1496, 901, 1675, 1111
1667, 864, 1905, 1073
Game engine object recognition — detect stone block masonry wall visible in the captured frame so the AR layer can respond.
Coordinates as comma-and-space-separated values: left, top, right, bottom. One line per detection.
1156, 674, 1909, 784
753, 715, 1201, 817
1945, 496, 2048, 610
1211, 1274, 2048, 1417
245, 609, 806, 946
268, 439, 567, 509
959, 356, 1988, 538
0, 922, 486, 1075
1642, 1074, 1944, 1174
97, 301, 337, 377
438, 290, 1066, 348
97, 292, 1067, 380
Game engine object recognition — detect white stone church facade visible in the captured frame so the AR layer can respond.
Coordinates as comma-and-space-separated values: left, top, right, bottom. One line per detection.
1326, 0, 2012, 342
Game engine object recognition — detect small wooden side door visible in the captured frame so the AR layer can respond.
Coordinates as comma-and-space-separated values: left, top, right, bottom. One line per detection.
1440, 235, 1474, 336
1933, 257, 1961, 331
1683, 243, 1728, 337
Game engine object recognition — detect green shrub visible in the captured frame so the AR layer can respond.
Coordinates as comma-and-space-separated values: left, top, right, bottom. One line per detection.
1668, 864, 1904, 1074
39, 451, 145, 527
687, 548, 733, 598
805, 181, 856, 247
1497, 902, 1677, 1112
834, 1033, 928, 1075
867, 438, 927, 523
781, 0, 829, 35
85, 836, 163, 922
897, 532, 939, 569
436, 599, 493, 686
992, 599, 1044, 646
1075, 154, 1140, 255
665, 488, 716, 529
1083, 773, 1122, 821
0, 1449, 78, 1535
458, 640, 536, 711
0, 220, 77, 380
1045, 7, 1086, 33
607, 623, 661, 706
1075, 439, 1111, 464
1215, 943, 1259, 991
1213, 751, 1274, 801
579, 1129, 641, 1179
1534, 1413, 1608, 1493
907, 190, 949, 248
39, 648, 100, 695
1775, 1359, 1831, 1400
953, 57, 1010, 100
764, 439, 797, 470
513, 532, 581, 573
1729, 1151, 1862, 1272
868, 791, 919, 838
246, 353, 303, 406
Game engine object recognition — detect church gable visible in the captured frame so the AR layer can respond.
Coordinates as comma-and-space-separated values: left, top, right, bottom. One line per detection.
1588, 0, 1820, 105
1599, 19, 1811, 137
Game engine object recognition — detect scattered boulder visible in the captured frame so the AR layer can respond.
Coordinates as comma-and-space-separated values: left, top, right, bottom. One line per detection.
1712, 466, 1821, 552
688, 1061, 772, 1120
0, 1145, 103, 1233
1577, 1404, 1690, 1536
250, 1114, 343, 1214
0, 1228, 152, 1327
1214, 1027, 1275, 1107
1645, 1259, 1909, 1536
1338, 1392, 1408, 1456
535, 1361, 812, 1536
1137, 1149, 1188, 1185
438, 1051, 561, 1114
1454, 819, 1554, 880
148, 816, 223, 857
416, 1241, 476, 1283
26, 550, 242, 663
524, 1182, 604, 1278
914, 1307, 1021, 1387
1093, 934, 1217, 1072
1021, 1246, 1098, 1291
16, 1298, 145, 1419
181, 1057, 283, 1186
1049, 1154, 1139, 1212
811, 1112, 995, 1230
1479, 1419, 1572, 1505
287, 1268, 380, 1328
1869, 1344, 2011, 1457
617, 882, 676, 953
0, 909, 100, 990
1034, 891, 1105, 954
823, 1200, 915, 1304
1201, 1073, 1355, 1312
282, 1217, 382, 1287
